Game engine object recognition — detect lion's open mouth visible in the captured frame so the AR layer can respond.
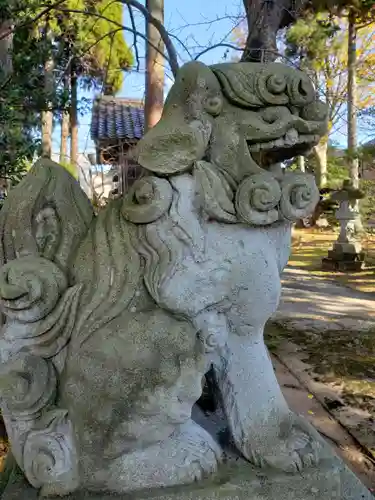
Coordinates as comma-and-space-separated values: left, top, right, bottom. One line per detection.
247, 128, 321, 153
247, 128, 321, 165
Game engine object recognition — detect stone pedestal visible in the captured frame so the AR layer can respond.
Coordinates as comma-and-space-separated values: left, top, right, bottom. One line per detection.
1, 458, 371, 500
322, 200, 365, 272
322, 242, 365, 272
1, 427, 373, 500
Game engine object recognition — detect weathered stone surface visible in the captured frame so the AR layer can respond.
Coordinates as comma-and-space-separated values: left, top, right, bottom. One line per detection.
0, 59, 350, 498
331, 242, 363, 256
1, 417, 372, 499
1, 453, 372, 500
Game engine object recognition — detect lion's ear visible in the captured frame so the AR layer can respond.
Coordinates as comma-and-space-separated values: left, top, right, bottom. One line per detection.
136, 61, 223, 176
0, 158, 94, 276
136, 119, 212, 176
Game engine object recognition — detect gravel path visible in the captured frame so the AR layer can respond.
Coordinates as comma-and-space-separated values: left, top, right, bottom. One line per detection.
274, 267, 375, 331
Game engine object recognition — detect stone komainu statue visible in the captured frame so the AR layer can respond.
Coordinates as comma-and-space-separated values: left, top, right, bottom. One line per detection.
0, 61, 327, 496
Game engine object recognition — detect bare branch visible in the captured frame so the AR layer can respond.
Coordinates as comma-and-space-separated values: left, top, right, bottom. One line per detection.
187, 10, 245, 62
194, 43, 244, 60
173, 13, 244, 33
46, 14, 130, 90
117, 0, 179, 77
127, 4, 140, 72
0, 0, 67, 42
168, 33, 193, 60
79, 0, 121, 36
5, 0, 179, 77
2, 19, 169, 97
53, 7, 175, 73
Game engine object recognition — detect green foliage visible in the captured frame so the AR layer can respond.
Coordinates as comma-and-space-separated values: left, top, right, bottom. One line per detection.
285, 12, 375, 133
59, 161, 79, 180
0, 1, 65, 183
285, 15, 340, 71
0, 24, 43, 181
326, 158, 350, 187
360, 179, 375, 224
297, 146, 375, 226
83, 0, 134, 93
284, 14, 349, 137
309, 0, 375, 19
0, 97, 38, 183
290, 146, 349, 187
50, 0, 134, 94
0, 0, 133, 185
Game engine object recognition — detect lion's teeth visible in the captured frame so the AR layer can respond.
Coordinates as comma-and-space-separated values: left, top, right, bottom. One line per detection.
284, 128, 299, 145
248, 132, 321, 153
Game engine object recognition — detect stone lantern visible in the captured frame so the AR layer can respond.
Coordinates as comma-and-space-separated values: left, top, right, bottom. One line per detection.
322, 180, 365, 271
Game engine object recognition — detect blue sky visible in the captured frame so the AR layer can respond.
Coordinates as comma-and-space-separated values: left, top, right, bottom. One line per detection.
52, 0, 371, 158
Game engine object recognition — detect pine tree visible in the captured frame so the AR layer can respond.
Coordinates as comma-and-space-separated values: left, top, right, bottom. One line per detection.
284, 13, 375, 188
53, 0, 134, 171
0, 0, 134, 183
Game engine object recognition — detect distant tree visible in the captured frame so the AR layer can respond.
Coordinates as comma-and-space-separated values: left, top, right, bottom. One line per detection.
0, 0, 48, 184
241, 0, 303, 62
240, 0, 375, 63
290, 143, 349, 186
42, 0, 134, 166
0, 0, 134, 182
285, 15, 375, 187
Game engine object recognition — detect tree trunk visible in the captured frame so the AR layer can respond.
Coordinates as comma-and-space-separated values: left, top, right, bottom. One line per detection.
0, 22, 13, 191
0, 17, 12, 339
60, 76, 70, 164
347, 12, 359, 189
60, 112, 70, 164
241, 0, 309, 62
41, 108, 53, 158
241, 0, 281, 62
70, 61, 78, 177
297, 156, 305, 172
41, 25, 54, 159
0, 20, 13, 76
0, 19, 12, 440
145, 0, 164, 131
347, 10, 363, 232
313, 139, 328, 188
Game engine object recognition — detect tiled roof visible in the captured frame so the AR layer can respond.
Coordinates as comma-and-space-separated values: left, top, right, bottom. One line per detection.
91, 96, 144, 142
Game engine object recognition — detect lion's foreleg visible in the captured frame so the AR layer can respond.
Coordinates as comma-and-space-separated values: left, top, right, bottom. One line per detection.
214, 332, 292, 466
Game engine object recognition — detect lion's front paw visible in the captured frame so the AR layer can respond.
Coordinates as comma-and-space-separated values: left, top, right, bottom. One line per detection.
96, 419, 223, 494
247, 414, 321, 473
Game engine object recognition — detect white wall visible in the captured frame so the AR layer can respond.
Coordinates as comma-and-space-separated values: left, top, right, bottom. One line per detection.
51, 153, 116, 201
